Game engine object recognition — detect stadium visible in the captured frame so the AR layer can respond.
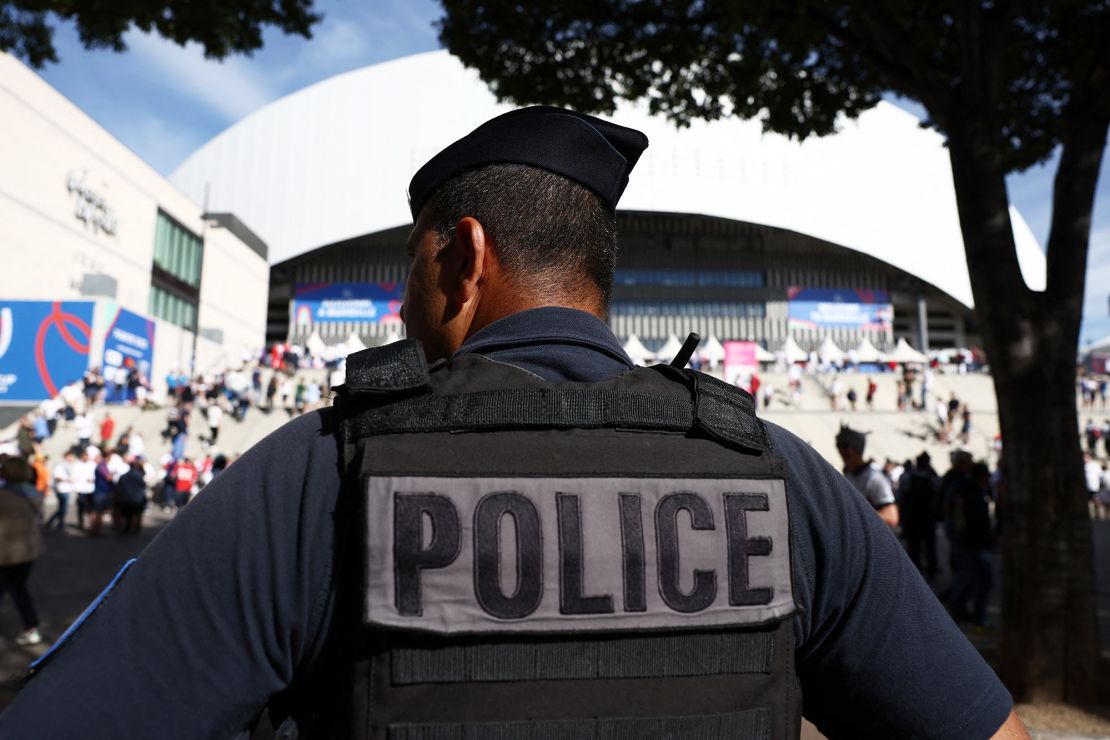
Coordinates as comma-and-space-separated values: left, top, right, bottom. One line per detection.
171, 51, 1046, 358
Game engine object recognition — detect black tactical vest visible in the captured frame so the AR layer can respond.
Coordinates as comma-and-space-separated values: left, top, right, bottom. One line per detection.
332, 340, 802, 740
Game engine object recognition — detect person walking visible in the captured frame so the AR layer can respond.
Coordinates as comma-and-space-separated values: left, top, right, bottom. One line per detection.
899, 452, 940, 579
947, 462, 996, 629
16, 416, 36, 458
0, 457, 45, 646
46, 450, 76, 531
113, 462, 147, 534
88, 448, 114, 536
265, 374, 278, 411
74, 412, 92, 450
99, 412, 115, 447
126, 429, 145, 460
172, 458, 198, 508
30, 453, 50, 500
205, 402, 223, 445
73, 448, 96, 530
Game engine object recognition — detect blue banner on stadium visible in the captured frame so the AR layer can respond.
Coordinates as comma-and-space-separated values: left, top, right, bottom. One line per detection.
292, 283, 404, 325
0, 300, 95, 401
102, 307, 156, 403
787, 287, 893, 331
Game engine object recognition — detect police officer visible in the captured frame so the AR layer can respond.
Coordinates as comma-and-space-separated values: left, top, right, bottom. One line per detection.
1, 108, 1029, 739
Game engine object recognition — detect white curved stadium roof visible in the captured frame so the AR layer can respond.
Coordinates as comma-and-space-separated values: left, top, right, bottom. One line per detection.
171, 50, 1045, 308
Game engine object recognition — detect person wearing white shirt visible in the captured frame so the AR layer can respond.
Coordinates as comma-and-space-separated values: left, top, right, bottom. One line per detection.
73, 450, 97, 530
45, 450, 76, 530
74, 413, 92, 447
127, 431, 145, 460
206, 403, 224, 444
303, 382, 322, 411
107, 452, 130, 483
1084, 453, 1103, 508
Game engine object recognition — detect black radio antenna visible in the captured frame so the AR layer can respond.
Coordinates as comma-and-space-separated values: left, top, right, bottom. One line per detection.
670, 332, 701, 368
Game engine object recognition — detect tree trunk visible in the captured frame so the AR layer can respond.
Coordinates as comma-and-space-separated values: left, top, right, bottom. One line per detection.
946, 122, 1101, 705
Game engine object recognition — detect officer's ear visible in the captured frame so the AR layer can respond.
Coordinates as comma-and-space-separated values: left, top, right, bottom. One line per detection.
449, 216, 491, 306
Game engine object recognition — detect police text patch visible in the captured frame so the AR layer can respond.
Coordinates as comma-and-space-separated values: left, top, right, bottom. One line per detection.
364, 476, 794, 633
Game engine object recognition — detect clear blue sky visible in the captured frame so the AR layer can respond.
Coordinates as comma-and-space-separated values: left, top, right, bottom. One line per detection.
32, 0, 1109, 345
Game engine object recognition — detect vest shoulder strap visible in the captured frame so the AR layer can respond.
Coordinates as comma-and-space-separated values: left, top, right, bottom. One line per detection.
338, 345, 771, 455
340, 339, 431, 395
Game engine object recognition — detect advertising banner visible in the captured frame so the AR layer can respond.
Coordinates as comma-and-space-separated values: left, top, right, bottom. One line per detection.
0, 300, 95, 401
723, 340, 759, 387
292, 283, 404, 325
787, 287, 893, 331
101, 307, 156, 403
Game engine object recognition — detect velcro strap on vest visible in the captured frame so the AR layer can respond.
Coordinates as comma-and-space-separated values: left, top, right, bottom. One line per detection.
689, 371, 771, 452
391, 631, 773, 684
347, 386, 767, 454
347, 387, 690, 432
342, 340, 430, 395
388, 709, 770, 740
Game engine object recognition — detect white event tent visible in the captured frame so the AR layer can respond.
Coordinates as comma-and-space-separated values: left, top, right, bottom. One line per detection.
780, 336, 808, 364
700, 335, 726, 366
885, 338, 928, 364
818, 336, 846, 364
344, 332, 367, 354
305, 330, 327, 358
853, 337, 884, 363
623, 334, 656, 366
655, 335, 685, 364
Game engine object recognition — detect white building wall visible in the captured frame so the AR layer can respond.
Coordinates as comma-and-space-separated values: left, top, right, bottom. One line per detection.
194, 225, 269, 371
0, 52, 268, 391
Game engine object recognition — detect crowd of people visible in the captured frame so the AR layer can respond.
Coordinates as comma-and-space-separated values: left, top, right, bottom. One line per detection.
837, 426, 1003, 631
0, 343, 344, 649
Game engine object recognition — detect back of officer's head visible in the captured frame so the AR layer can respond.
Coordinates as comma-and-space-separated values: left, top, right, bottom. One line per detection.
408, 106, 648, 309
424, 164, 617, 305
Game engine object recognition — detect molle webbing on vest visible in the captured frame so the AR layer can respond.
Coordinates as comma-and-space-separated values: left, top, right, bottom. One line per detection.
388, 709, 770, 740
344, 378, 768, 454
348, 387, 690, 434
343, 340, 431, 395
391, 631, 773, 684
691, 371, 772, 453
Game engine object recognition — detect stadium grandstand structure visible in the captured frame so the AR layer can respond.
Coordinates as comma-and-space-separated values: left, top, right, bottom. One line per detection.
170, 51, 1047, 354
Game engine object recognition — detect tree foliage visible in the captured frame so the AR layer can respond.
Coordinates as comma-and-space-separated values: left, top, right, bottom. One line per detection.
0, 0, 321, 68
439, 0, 1107, 174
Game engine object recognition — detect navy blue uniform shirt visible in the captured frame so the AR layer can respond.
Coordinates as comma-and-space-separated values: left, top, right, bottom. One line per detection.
0, 307, 1012, 739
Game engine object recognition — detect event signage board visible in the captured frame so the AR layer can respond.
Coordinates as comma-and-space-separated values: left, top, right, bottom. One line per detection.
723, 340, 759, 388
101, 306, 156, 403
0, 300, 95, 401
786, 287, 893, 331
292, 283, 403, 325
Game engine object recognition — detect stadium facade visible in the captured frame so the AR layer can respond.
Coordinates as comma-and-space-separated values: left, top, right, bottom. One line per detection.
171, 51, 1048, 355
0, 53, 269, 401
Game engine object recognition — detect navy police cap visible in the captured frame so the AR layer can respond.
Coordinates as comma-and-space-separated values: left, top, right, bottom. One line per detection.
408, 105, 649, 219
